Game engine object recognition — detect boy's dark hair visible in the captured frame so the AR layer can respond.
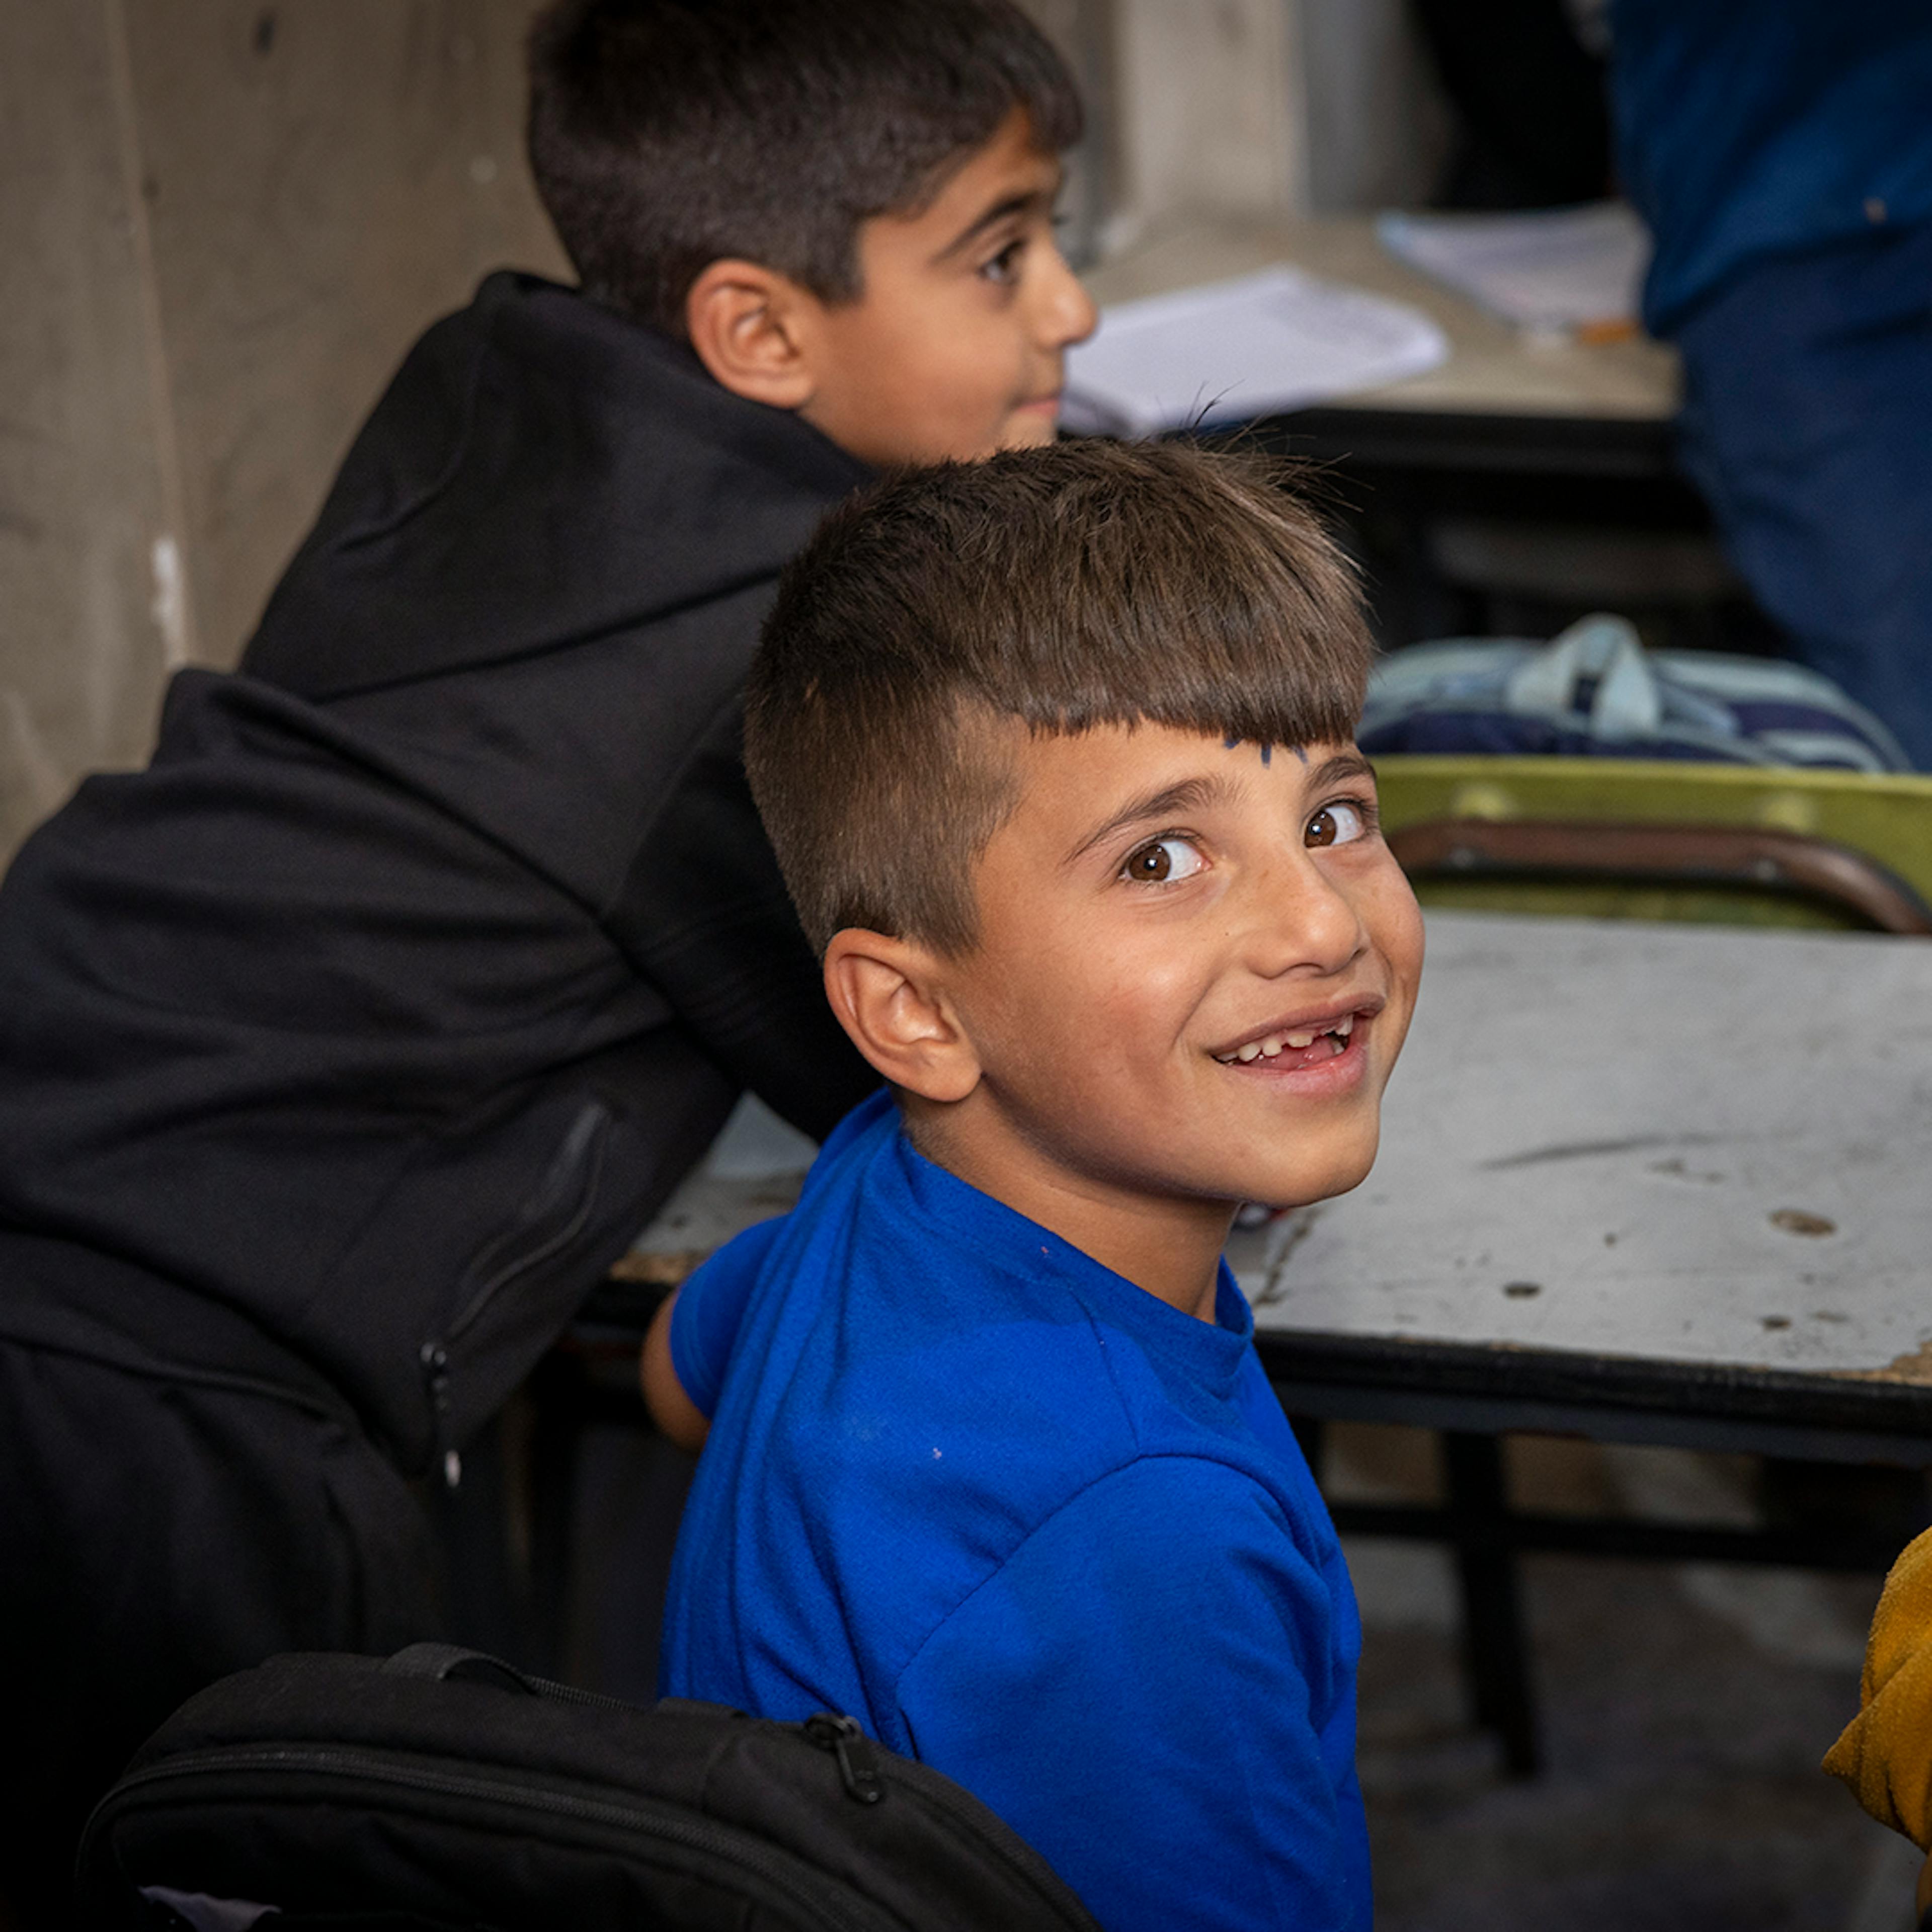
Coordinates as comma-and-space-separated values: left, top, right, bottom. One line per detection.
747, 440, 1374, 957
527, 0, 1083, 340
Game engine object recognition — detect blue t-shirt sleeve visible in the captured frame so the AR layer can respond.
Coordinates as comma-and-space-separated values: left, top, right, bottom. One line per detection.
667, 1217, 788, 1420
668, 1092, 899, 1419
892, 1456, 1370, 1932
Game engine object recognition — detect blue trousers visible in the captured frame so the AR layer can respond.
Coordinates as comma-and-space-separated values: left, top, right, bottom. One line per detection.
1673, 217, 1932, 767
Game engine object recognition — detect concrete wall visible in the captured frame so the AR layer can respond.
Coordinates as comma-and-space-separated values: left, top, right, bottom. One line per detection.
1107, 0, 1306, 249
0, 0, 567, 859
1086, 0, 1453, 250
1298, 0, 1453, 215
2, 2, 182, 848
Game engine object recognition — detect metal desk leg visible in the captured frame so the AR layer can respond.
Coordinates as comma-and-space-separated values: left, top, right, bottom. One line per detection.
1442, 1431, 1541, 1777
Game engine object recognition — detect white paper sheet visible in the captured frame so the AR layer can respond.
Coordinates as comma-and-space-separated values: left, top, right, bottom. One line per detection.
1060, 264, 1448, 437
1376, 201, 1649, 333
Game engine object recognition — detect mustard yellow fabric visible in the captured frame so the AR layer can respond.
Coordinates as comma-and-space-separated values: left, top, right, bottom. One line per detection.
1824, 1524, 1932, 1845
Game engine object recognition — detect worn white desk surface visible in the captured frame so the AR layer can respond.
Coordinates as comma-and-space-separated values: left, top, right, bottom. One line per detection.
1080, 216, 1680, 423
1237, 912, 1932, 1390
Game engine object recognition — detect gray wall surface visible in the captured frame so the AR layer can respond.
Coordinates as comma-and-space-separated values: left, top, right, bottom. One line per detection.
1, 0, 567, 858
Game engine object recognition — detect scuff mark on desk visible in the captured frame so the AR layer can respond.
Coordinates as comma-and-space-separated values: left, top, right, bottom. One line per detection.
1256, 1204, 1325, 1306
1482, 1132, 1725, 1171
1769, 1208, 1835, 1237
1649, 1157, 1725, 1184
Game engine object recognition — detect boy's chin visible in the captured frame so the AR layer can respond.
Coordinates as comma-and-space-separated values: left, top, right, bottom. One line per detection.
997, 409, 1061, 450
1236, 1137, 1382, 1217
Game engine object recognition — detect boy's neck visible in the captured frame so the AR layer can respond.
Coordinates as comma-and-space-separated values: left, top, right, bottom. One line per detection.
903, 1101, 1235, 1322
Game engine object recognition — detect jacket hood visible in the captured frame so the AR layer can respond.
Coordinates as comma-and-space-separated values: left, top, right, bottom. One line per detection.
243, 272, 872, 701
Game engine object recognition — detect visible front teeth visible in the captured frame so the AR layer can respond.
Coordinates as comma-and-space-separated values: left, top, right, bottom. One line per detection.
1217, 1013, 1361, 1064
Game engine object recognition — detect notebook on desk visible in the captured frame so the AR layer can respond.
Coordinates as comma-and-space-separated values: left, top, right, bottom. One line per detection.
1060, 263, 1447, 438
1377, 202, 1650, 340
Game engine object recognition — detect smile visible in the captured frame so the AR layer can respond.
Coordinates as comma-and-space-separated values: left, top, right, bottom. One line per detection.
1211, 1008, 1370, 1067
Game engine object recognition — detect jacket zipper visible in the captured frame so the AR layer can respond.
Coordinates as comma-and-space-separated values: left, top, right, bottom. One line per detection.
418, 1339, 459, 1486
421, 1101, 610, 1486
101, 1746, 885, 1932
447, 1103, 610, 1345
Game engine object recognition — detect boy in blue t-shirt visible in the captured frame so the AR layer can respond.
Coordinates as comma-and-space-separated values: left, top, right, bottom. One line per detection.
645, 440, 1425, 1930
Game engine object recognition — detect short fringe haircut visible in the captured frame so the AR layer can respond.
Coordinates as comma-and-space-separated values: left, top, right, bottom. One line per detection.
526, 0, 1083, 340
747, 440, 1375, 958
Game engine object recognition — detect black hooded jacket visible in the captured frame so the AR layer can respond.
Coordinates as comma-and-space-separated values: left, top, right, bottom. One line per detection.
0, 273, 877, 1475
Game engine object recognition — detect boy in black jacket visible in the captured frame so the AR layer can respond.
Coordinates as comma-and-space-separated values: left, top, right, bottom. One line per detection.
0, 4, 1093, 1921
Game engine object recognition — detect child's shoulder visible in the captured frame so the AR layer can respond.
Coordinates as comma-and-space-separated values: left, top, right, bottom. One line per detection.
703, 1111, 1304, 1502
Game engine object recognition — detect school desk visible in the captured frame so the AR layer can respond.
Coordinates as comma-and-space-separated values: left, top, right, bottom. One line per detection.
1240, 908, 1932, 1456
1080, 217, 1726, 651
1079, 214, 1680, 433
1233, 908, 1932, 1770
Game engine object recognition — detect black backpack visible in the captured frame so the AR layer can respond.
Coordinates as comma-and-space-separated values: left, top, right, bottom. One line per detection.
75, 1644, 1100, 1932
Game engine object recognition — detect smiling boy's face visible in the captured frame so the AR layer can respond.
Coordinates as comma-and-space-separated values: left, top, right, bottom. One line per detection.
918, 720, 1424, 1253
795, 107, 1098, 465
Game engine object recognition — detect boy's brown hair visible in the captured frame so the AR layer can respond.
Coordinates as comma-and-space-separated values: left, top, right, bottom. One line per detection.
527, 0, 1082, 340
746, 439, 1374, 957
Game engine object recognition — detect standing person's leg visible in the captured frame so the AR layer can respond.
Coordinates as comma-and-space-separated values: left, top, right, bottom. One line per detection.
0, 1342, 440, 1930
1671, 218, 1932, 766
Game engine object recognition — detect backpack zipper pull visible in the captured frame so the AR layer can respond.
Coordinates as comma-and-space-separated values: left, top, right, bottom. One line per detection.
804, 1713, 884, 1804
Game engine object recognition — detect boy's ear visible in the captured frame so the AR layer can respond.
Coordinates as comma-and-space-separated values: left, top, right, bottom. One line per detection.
823, 929, 981, 1104
684, 259, 823, 412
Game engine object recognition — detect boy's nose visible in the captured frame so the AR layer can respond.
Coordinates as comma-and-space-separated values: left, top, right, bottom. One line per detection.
1244, 851, 1370, 981
1037, 247, 1098, 350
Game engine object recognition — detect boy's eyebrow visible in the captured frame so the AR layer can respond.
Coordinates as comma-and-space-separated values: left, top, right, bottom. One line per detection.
932, 183, 1057, 265
1307, 750, 1376, 790
1065, 774, 1236, 865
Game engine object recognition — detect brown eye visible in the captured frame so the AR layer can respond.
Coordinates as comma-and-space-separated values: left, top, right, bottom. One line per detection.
1119, 837, 1204, 884
1305, 801, 1367, 849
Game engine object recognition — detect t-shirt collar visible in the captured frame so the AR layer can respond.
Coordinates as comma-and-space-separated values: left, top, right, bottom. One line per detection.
891, 1122, 1253, 1401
